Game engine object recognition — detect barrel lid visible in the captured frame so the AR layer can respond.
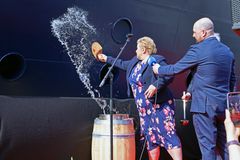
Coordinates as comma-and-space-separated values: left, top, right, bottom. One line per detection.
98, 114, 129, 120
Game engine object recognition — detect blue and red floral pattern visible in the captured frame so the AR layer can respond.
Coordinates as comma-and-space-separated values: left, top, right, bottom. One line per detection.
129, 61, 181, 151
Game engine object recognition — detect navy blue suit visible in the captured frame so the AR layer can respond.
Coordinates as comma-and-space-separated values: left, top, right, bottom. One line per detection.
157, 37, 236, 160
107, 55, 174, 104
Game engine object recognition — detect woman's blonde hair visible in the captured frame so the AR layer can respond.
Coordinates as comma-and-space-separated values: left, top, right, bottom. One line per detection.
137, 36, 157, 54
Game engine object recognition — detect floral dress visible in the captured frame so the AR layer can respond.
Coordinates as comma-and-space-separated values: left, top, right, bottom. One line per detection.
129, 60, 181, 151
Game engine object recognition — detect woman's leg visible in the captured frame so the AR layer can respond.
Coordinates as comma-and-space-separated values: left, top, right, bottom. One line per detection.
155, 102, 182, 160
167, 147, 183, 160
148, 146, 160, 160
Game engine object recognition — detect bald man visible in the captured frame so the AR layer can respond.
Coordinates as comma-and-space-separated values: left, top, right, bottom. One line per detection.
152, 17, 236, 160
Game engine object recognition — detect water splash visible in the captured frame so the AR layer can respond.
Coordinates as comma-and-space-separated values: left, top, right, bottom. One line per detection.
51, 7, 107, 113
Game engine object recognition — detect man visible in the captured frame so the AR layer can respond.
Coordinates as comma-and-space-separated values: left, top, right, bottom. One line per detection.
152, 17, 236, 160
97, 37, 182, 160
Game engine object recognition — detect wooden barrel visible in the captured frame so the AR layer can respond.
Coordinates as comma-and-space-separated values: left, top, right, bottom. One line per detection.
91, 114, 135, 160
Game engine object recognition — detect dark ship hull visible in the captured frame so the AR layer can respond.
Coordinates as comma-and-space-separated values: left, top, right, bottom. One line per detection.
0, 0, 239, 159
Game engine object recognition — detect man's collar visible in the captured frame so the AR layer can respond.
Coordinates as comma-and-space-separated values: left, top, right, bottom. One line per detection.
205, 34, 217, 40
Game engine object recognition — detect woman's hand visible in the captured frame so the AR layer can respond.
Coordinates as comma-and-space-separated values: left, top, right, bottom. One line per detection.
144, 85, 157, 98
97, 54, 107, 63
224, 109, 240, 141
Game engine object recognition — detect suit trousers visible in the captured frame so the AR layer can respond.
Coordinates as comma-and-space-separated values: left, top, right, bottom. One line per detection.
192, 109, 229, 160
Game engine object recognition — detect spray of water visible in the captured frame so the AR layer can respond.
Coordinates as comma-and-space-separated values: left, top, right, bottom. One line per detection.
51, 7, 107, 113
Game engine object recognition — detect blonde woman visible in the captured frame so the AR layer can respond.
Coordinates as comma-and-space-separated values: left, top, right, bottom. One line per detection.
97, 36, 182, 160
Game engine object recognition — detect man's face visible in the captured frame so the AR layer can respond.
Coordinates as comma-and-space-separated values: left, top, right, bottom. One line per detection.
192, 27, 205, 43
136, 43, 145, 60
192, 23, 208, 43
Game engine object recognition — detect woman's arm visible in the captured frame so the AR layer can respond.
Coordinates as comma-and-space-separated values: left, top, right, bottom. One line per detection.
98, 53, 131, 71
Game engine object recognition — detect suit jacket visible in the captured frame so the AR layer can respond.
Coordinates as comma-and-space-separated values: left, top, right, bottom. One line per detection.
106, 54, 174, 104
157, 37, 236, 114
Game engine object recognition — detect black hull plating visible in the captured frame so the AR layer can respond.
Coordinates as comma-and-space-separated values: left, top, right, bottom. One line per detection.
0, 0, 239, 98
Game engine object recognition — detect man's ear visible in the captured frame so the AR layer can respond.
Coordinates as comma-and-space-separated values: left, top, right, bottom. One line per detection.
202, 30, 207, 37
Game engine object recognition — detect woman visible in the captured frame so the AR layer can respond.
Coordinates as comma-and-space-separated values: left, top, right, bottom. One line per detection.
97, 36, 182, 160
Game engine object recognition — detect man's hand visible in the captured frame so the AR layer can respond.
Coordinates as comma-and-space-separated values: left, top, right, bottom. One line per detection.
152, 64, 160, 74
181, 92, 191, 102
144, 85, 157, 98
97, 54, 107, 63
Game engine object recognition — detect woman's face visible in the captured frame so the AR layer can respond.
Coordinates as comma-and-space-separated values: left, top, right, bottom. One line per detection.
136, 43, 145, 60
